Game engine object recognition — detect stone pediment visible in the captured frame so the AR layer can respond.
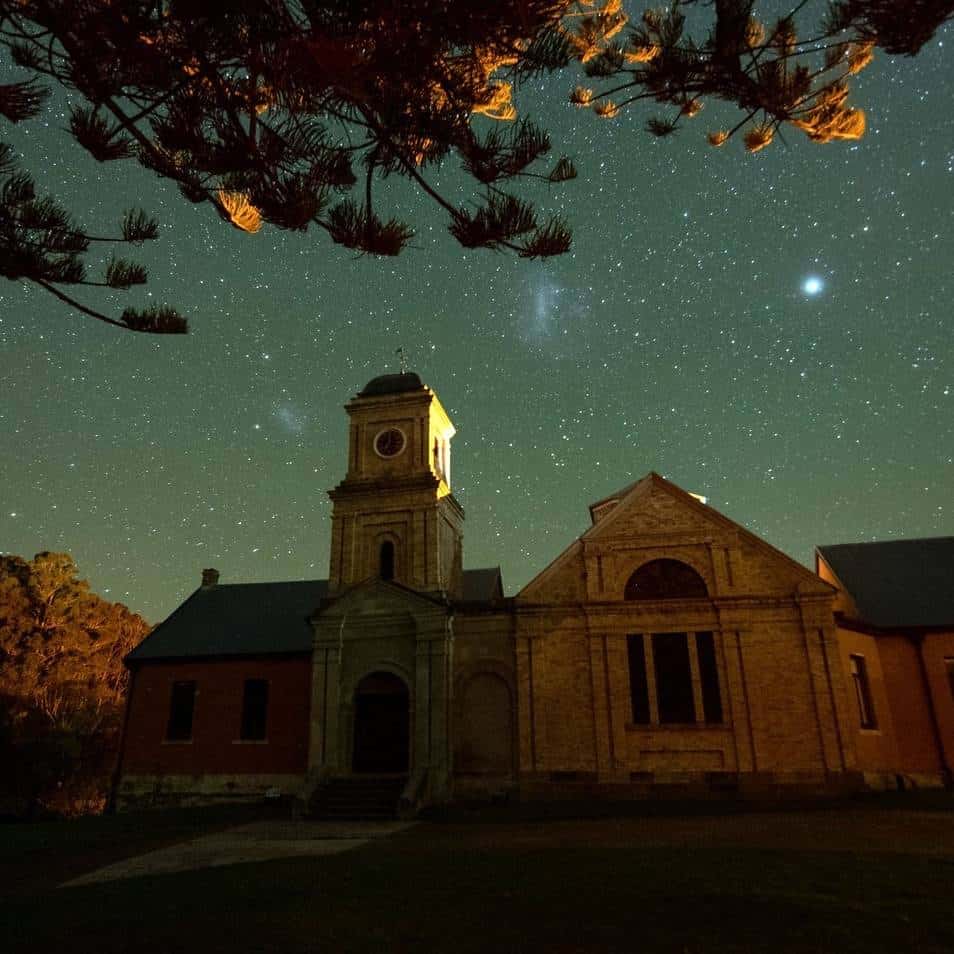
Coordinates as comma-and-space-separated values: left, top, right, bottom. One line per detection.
311, 578, 447, 623
519, 473, 831, 602
583, 473, 721, 542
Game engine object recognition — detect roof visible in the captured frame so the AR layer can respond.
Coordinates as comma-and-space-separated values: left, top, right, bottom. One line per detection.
359, 372, 425, 397
128, 568, 504, 663
127, 579, 329, 662
588, 479, 640, 524
459, 567, 504, 603
817, 537, 954, 629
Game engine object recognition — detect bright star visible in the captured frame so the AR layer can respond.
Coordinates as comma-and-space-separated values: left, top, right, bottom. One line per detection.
802, 275, 824, 296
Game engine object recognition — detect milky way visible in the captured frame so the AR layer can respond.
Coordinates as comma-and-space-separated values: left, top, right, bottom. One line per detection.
1, 10, 952, 620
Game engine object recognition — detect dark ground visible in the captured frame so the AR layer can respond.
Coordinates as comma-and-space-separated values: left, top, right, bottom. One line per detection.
3, 794, 954, 953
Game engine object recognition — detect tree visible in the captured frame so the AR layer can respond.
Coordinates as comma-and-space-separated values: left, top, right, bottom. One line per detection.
0, 552, 150, 816
0, 1, 951, 333
0, 96, 188, 332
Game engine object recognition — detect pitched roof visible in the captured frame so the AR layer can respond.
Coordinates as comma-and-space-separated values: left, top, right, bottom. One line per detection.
127, 568, 503, 663
459, 567, 504, 603
126, 579, 329, 662
817, 537, 954, 629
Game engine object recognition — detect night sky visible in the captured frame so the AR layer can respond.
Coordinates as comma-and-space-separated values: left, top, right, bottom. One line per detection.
2, 10, 952, 623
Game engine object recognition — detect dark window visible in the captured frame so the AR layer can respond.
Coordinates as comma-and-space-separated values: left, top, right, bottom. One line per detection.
652, 633, 695, 724
625, 560, 708, 600
240, 679, 269, 741
166, 681, 196, 741
379, 541, 395, 580
849, 654, 876, 729
945, 658, 954, 701
695, 631, 723, 724
626, 635, 651, 724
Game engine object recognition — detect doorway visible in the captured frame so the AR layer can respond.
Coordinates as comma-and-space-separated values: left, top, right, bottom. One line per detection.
352, 671, 410, 773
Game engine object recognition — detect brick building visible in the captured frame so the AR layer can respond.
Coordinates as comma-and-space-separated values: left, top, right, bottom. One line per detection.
115, 373, 954, 811
818, 539, 954, 788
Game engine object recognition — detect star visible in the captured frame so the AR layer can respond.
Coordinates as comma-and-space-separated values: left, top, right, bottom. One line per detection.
801, 276, 825, 296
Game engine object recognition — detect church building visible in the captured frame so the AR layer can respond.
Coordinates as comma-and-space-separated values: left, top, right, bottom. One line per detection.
115, 373, 954, 812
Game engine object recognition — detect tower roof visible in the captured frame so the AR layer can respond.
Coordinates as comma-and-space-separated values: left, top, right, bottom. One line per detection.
359, 372, 425, 397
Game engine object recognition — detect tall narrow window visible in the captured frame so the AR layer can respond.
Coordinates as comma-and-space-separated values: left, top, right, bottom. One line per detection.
166, 681, 196, 741
626, 635, 651, 724
240, 679, 269, 741
652, 633, 695, 724
695, 631, 723, 724
946, 658, 954, 702
379, 541, 394, 580
849, 654, 877, 729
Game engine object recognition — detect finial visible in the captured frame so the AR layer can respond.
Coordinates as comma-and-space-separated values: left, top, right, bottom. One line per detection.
396, 347, 407, 374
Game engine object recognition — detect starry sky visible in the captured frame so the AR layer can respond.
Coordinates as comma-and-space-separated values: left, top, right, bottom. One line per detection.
2, 8, 952, 623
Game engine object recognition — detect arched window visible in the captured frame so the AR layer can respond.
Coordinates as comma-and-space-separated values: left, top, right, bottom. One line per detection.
379, 541, 395, 581
624, 559, 708, 600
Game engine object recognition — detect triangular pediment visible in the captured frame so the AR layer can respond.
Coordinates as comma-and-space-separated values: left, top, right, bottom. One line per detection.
311, 578, 446, 623
519, 473, 831, 601
582, 473, 718, 541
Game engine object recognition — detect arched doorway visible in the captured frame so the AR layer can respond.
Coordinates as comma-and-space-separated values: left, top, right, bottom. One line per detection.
352, 672, 410, 773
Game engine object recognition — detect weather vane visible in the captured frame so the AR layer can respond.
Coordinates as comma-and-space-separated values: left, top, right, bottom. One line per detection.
396, 347, 407, 374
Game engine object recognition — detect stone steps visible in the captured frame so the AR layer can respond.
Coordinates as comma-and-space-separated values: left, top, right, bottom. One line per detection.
309, 775, 407, 819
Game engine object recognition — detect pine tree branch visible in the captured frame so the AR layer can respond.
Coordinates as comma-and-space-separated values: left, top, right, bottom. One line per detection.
34, 279, 142, 331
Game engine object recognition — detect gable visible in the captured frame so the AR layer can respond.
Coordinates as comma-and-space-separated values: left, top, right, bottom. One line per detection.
519, 473, 830, 603
582, 474, 723, 542
312, 577, 446, 622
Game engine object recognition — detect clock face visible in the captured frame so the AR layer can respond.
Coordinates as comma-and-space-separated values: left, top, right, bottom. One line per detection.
374, 428, 406, 458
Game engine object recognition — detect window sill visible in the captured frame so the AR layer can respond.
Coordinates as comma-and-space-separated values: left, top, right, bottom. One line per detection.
162, 739, 193, 745
859, 727, 881, 735
232, 739, 269, 745
625, 722, 728, 732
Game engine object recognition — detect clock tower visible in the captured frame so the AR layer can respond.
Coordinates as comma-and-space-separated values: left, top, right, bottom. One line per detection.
327, 372, 463, 595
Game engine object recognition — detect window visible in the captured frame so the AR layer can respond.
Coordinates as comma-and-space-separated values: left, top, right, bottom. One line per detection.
379, 541, 395, 581
240, 679, 269, 741
652, 633, 695, 723
166, 681, 196, 741
696, 631, 723, 725
624, 560, 708, 600
626, 635, 651, 724
946, 658, 954, 702
849, 654, 877, 729
626, 632, 724, 726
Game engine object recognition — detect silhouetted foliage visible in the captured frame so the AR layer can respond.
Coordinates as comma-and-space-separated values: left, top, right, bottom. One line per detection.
0, 552, 150, 817
0, 1, 950, 331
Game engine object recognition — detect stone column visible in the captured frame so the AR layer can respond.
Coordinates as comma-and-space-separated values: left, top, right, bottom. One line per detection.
415, 609, 454, 801
309, 620, 344, 779
720, 625, 756, 772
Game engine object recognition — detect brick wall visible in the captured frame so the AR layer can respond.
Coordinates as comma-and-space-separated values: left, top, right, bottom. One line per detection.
922, 631, 954, 773
514, 476, 855, 786
120, 656, 312, 778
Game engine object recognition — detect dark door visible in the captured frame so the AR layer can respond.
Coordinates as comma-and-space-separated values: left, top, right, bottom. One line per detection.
352, 672, 410, 773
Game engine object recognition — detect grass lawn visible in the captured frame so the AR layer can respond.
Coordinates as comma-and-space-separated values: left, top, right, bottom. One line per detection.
4, 797, 954, 953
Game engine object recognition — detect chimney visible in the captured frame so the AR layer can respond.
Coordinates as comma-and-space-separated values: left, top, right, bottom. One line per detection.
201, 568, 220, 588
